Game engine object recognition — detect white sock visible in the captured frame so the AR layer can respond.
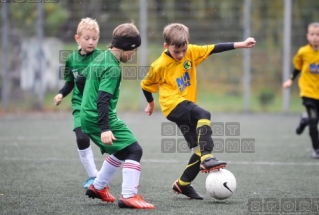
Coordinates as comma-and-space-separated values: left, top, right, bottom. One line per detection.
78, 146, 98, 178
93, 155, 123, 190
121, 160, 141, 198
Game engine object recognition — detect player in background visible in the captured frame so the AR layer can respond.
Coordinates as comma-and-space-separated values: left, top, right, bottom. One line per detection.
141, 23, 256, 199
76, 23, 154, 209
283, 22, 319, 158
54, 18, 101, 188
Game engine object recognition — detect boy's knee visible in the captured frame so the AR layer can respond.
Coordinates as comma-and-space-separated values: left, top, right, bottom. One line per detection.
76, 135, 90, 150
132, 143, 143, 159
114, 141, 143, 162
197, 109, 210, 120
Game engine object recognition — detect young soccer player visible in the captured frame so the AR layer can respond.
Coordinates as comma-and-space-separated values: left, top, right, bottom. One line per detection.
76, 23, 154, 209
282, 22, 319, 158
54, 18, 101, 188
141, 23, 256, 199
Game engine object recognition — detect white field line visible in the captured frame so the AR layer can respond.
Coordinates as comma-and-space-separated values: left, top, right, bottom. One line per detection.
1, 157, 319, 166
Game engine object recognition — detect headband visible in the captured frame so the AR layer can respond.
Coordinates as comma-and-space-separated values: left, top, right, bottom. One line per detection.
111, 35, 141, 51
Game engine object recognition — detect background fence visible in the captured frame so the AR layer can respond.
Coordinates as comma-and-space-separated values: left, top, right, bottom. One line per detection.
1, 0, 319, 113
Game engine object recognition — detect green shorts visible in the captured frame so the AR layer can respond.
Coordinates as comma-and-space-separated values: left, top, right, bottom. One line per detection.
72, 110, 81, 130
87, 118, 137, 155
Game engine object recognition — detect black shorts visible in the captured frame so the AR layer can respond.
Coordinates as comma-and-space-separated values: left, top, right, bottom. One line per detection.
302, 97, 319, 118
167, 101, 199, 149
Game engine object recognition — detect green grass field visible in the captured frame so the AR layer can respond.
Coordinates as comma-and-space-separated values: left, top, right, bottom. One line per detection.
1, 112, 319, 215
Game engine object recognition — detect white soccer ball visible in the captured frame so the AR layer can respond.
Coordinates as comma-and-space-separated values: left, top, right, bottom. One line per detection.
205, 169, 237, 200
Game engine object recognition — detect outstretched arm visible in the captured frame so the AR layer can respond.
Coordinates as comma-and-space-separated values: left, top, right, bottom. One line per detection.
234, 37, 256, 48
210, 37, 256, 55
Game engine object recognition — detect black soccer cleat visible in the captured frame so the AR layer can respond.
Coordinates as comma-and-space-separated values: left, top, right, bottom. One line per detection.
172, 180, 203, 200
200, 157, 227, 173
296, 114, 309, 135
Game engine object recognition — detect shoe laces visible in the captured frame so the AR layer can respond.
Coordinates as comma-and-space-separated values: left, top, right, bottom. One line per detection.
133, 194, 144, 200
99, 186, 112, 197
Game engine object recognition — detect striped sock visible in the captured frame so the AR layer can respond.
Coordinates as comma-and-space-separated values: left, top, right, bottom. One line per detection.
93, 155, 123, 190
122, 160, 141, 198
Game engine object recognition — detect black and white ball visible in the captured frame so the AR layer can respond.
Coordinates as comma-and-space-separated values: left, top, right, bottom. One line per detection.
205, 169, 237, 200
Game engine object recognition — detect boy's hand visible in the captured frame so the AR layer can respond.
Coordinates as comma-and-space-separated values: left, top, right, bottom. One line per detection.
282, 79, 293, 89
101, 130, 116, 145
235, 37, 256, 48
243, 37, 256, 48
145, 101, 155, 116
54, 94, 63, 106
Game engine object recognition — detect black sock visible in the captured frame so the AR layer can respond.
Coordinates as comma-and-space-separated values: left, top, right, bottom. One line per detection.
196, 124, 213, 156
179, 152, 201, 184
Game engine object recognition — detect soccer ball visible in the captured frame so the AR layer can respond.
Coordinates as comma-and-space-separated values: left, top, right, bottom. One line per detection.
205, 169, 237, 200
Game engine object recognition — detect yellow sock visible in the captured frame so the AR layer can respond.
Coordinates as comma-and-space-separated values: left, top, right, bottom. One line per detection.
178, 179, 191, 186
200, 154, 212, 162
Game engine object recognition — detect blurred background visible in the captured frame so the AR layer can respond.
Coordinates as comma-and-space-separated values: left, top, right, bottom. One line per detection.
1, 0, 319, 114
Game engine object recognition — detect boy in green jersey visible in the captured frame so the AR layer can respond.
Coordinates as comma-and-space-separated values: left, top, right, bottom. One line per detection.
54, 18, 101, 188
76, 23, 154, 209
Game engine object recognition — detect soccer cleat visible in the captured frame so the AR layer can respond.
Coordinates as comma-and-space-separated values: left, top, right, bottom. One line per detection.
200, 157, 227, 173
172, 180, 203, 200
82, 177, 96, 189
312, 149, 319, 159
85, 184, 116, 203
296, 113, 309, 135
118, 195, 154, 209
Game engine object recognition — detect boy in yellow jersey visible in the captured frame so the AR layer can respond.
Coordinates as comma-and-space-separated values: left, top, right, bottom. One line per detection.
141, 23, 256, 199
283, 22, 319, 158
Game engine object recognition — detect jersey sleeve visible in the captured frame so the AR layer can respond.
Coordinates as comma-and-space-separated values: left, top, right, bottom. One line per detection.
140, 65, 160, 93
189, 44, 215, 66
64, 55, 74, 83
99, 66, 121, 95
293, 48, 303, 70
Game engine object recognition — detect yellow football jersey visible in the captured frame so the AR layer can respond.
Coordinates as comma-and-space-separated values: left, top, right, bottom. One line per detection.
293, 44, 319, 99
141, 44, 215, 117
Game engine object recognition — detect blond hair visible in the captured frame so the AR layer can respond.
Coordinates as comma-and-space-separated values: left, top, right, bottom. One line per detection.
308, 22, 319, 29
163, 23, 189, 48
76, 17, 100, 36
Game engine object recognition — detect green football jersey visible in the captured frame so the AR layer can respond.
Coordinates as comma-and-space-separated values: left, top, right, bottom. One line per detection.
80, 50, 121, 134
64, 48, 102, 129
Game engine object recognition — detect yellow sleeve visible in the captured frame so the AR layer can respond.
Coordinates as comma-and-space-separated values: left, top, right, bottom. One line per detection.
293, 48, 303, 70
140, 65, 160, 93
189, 44, 215, 66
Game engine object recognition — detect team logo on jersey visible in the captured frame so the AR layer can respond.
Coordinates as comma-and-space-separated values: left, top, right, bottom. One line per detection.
309, 63, 319, 74
183, 60, 192, 70
176, 71, 191, 92
72, 69, 79, 78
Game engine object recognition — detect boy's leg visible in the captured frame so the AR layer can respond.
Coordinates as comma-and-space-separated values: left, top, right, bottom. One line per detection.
167, 101, 226, 173
115, 142, 154, 209
74, 127, 98, 189
190, 106, 227, 172
172, 147, 203, 199
304, 98, 319, 158
85, 132, 120, 203
296, 112, 309, 135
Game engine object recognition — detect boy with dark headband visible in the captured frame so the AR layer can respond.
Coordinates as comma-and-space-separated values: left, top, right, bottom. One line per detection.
283, 22, 319, 158
76, 23, 154, 209
141, 23, 256, 199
